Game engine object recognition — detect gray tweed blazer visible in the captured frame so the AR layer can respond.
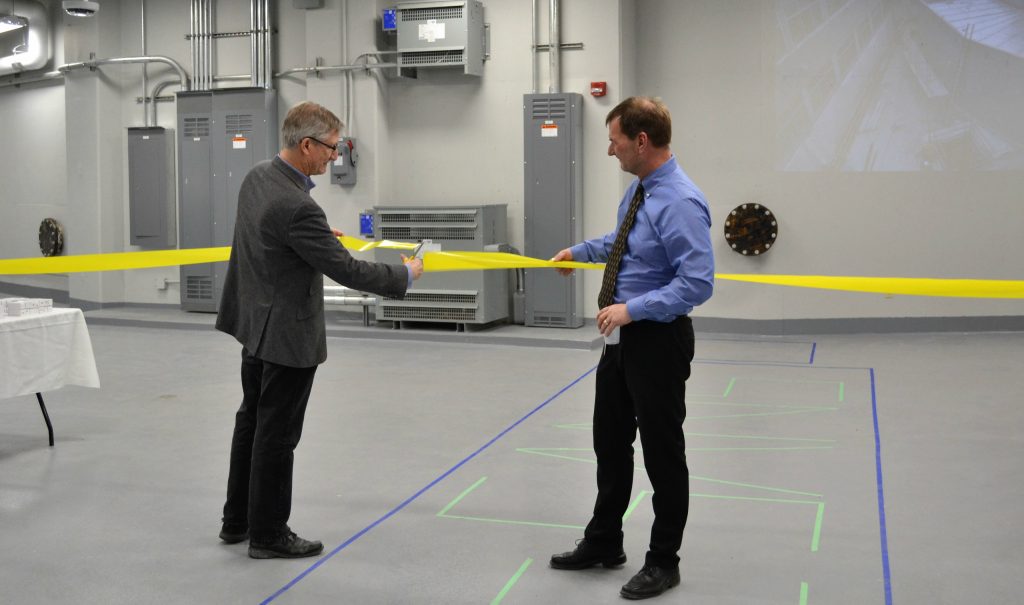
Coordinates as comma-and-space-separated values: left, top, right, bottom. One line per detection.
216, 156, 407, 368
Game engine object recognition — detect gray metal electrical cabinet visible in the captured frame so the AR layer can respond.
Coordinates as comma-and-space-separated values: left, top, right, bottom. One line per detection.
523, 93, 584, 328
177, 88, 278, 312
127, 127, 176, 248
370, 204, 508, 326
396, 0, 484, 76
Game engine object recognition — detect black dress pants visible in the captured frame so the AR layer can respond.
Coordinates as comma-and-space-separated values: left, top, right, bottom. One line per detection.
223, 347, 317, 541
584, 316, 694, 569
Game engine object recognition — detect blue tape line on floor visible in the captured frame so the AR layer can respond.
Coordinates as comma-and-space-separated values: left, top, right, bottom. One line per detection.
259, 365, 598, 604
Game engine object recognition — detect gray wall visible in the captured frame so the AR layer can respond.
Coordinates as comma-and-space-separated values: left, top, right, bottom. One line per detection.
1, 0, 1021, 324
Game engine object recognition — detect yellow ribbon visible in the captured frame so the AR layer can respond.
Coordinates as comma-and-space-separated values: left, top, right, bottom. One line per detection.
1, 236, 1021, 299
716, 274, 1024, 299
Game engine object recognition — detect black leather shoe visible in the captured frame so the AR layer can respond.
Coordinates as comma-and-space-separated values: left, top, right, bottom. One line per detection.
248, 532, 324, 559
550, 539, 627, 570
620, 565, 680, 600
219, 524, 249, 544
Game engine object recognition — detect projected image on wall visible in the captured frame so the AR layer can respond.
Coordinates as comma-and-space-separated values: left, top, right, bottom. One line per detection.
774, 0, 1024, 171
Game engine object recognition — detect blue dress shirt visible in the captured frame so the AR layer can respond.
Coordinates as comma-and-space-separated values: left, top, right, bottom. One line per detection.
277, 154, 317, 192
571, 155, 714, 322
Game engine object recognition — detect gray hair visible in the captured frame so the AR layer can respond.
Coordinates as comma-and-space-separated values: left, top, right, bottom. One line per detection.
281, 101, 343, 148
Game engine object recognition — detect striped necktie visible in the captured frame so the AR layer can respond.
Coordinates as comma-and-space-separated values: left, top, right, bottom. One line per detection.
597, 182, 645, 309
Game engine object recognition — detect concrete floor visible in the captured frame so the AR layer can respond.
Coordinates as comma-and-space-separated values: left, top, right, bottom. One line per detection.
1, 308, 1021, 604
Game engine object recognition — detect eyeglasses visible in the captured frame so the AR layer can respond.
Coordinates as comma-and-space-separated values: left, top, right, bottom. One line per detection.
305, 136, 339, 153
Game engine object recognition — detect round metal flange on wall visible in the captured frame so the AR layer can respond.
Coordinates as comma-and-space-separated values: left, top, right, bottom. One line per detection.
724, 203, 777, 256
38, 218, 64, 257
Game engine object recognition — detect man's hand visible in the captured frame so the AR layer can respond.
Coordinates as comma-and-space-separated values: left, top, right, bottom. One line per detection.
403, 256, 424, 280
331, 228, 345, 238
596, 303, 632, 336
550, 248, 575, 276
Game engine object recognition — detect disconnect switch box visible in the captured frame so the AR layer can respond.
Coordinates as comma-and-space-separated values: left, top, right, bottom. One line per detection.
330, 137, 357, 186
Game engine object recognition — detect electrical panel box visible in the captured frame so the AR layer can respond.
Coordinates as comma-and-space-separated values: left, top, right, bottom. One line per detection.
176, 88, 278, 312
395, 0, 484, 76
523, 93, 584, 328
330, 137, 357, 186
370, 204, 508, 326
127, 127, 176, 248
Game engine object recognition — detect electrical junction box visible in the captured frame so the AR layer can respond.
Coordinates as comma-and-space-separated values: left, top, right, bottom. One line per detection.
127, 127, 176, 248
330, 137, 357, 186
395, 0, 484, 76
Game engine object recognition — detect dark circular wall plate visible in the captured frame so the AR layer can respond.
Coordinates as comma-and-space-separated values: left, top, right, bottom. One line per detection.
724, 204, 777, 256
38, 218, 65, 257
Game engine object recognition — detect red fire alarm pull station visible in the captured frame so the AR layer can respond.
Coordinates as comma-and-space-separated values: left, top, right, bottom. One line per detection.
590, 81, 607, 97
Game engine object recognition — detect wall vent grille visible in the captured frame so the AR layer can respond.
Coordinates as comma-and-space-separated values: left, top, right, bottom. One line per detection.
400, 6, 462, 21
531, 98, 567, 120
185, 275, 214, 300
401, 50, 465, 66
184, 117, 210, 137
225, 114, 253, 135
379, 226, 476, 240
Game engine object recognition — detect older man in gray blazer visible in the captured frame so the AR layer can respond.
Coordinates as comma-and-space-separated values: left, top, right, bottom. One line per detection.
216, 101, 423, 559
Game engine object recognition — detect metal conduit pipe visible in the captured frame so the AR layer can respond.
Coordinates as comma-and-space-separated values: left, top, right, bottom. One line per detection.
274, 63, 398, 77
264, 0, 272, 89
343, 0, 352, 129
148, 78, 184, 124
141, 0, 148, 125
0, 70, 63, 89
549, 0, 560, 93
206, 0, 214, 91
189, 0, 197, 91
324, 296, 377, 306
324, 286, 368, 295
194, 0, 202, 90
251, 0, 260, 88
59, 56, 190, 91
531, 0, 538, 94
211, 61, 399, 87
249, 0, 257, 87
195, 0, 203, 90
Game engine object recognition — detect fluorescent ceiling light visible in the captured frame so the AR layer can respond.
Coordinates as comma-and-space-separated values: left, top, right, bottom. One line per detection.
0, 15, 29, 34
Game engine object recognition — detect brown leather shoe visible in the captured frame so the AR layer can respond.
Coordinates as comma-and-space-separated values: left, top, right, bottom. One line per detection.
248, 532, 324, 559
550, 539, 627, 570
620, 565, 680, 600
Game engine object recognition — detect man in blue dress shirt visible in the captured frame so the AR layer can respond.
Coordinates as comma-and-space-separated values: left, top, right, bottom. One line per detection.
550, 96, 715, 600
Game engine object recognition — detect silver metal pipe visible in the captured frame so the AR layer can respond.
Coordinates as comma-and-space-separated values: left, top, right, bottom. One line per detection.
206, 0, 213, 91
259, 0, 266, 88
189, 0, 197, 91
260, 0, 268, 90
148, 79, 183, 124
343, 0, 352, 130
197, 0, 204, 90
324, 286, 368, 295
324, 296, 377, 306
274, 63, 398, 77
249, 0, 257, 87
141, 0, 148, 125
196, 0, 204, 90
531, 0, 537, 94
60, 56, 190, 91
0, 71, 63, 89
549, 0, 560, 93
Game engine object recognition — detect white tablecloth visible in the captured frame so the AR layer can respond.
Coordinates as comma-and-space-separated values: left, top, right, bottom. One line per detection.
0, 308, 100, 400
